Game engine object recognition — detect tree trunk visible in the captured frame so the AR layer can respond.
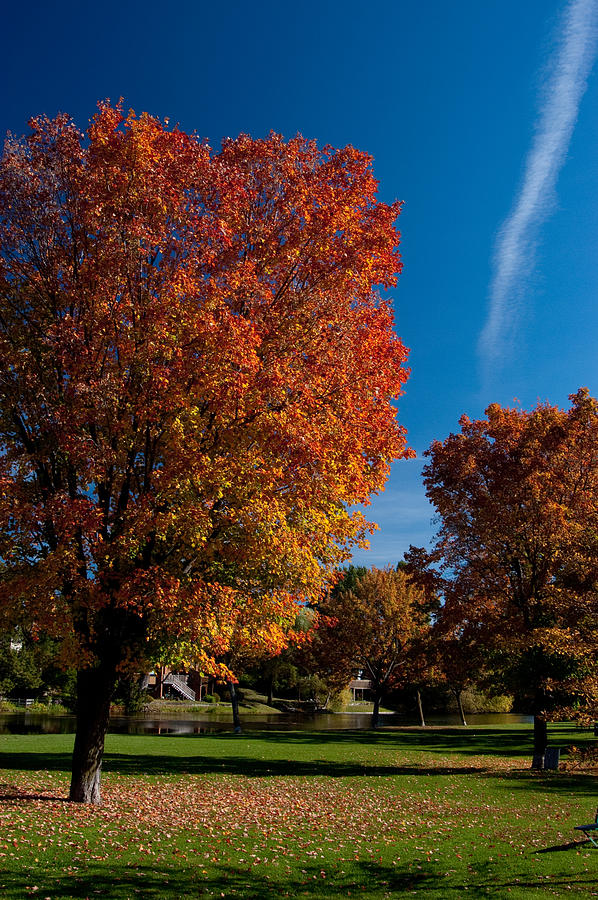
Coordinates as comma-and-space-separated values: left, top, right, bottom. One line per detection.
267, 670, 274, 707
371, 691, 382, 728
69, 665, 117, 804
532, 714, 547, 769
228, 680, 242, 733
416, 688, 426, 727
455, 689, 467, 727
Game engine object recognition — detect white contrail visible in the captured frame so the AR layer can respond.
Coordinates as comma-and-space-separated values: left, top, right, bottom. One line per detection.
479, 0, 598, 366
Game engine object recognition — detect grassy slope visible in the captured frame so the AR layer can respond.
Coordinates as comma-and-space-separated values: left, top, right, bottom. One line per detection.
0, 724, 597, 899
143, 700, 282, 718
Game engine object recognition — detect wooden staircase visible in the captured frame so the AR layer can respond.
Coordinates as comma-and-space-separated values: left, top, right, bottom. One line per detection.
162, 672, 197, 701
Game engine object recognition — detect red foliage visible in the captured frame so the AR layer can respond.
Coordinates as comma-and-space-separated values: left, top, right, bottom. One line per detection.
0, 103, 411, 798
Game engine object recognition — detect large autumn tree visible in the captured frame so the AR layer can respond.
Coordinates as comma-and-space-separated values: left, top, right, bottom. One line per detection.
0, 103, 412, 801
420, 389, 598, 766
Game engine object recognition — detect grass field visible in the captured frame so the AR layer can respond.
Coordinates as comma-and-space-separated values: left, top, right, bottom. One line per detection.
0, 724, 597, 898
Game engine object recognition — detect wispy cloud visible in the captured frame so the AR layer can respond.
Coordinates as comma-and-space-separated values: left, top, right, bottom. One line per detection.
479, 0, 598, 367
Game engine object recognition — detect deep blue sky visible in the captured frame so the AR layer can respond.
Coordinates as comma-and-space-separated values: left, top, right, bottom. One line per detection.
2, 0, 597, 565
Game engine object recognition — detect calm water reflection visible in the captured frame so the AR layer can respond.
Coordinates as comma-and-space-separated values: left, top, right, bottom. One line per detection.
0, 710, 533, 736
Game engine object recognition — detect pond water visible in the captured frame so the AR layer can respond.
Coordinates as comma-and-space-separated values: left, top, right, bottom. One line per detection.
0, 710, 533, 736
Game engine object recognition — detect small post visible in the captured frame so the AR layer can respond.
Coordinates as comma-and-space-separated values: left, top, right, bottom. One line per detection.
544, 747, 560, 771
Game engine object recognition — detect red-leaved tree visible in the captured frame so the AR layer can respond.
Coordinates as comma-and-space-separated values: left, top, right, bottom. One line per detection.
420, 390, 598, 766
0, 103, 412, 801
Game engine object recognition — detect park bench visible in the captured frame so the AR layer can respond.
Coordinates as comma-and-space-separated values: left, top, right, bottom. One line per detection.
574, 808, 598, 847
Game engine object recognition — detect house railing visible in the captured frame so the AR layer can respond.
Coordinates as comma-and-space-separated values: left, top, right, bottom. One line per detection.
162, 673, 197, 701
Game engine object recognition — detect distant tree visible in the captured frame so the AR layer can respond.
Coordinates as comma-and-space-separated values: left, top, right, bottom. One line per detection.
421, 389, 598, 766
0, 104, 412, 801
404, 549, 477, 726
0, 629, 43, 698
218, 601, 315, 731
0, 626, 75, 702
430, 621, 482, 727
313, 566, 428, 727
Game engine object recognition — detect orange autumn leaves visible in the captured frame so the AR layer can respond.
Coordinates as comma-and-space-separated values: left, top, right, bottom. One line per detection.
0, 102, 411, 676
419, 388, 598, 720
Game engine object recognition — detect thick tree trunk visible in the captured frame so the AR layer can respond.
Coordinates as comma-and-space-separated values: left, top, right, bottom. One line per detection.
228, 680, 242, 733
532, 714, 548, 769
69, 665, 117, 804
455, 689, 467, 727
371, 691, 382, 728
416, 689, 426, 727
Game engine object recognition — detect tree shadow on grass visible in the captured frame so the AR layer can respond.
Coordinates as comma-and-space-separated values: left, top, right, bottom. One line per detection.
490, 769, 598, 799
2, 745, 598, 802
0, 751, 74, 775
101, 753, 497, 779
472, 859, 598, 895
4, 721, 593, 759
0, 749, 495, 780
228, 724, 585, 756
535, 839, 590, 853
0, 780, 68, 802
229, 726, 537, 756
1, 856, 597, 900
0, 858, 446, 900
236, 724, 596, 770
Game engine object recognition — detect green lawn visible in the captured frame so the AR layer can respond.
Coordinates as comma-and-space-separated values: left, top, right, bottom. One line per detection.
0, 724, 597, 898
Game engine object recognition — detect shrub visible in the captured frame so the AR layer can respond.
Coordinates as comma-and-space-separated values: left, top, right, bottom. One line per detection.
221, 687, 244, 703
328, 688, 352, 712
447, 689, 513, 714
26, 700, 69, 714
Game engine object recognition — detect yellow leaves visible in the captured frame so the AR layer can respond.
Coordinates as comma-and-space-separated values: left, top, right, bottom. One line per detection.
0, 101, 412, 683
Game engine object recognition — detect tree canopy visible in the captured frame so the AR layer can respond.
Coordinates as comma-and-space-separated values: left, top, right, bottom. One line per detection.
419, 388, 598, 765
311, 566, 428, 726
0, 103, 411, 800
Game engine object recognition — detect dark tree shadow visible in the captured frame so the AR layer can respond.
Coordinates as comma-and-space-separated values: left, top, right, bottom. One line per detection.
535, 839, 591, 853
1, 856, 597, 900
0, 749, 497, 779
0, 858, 442, 900
493, 769, 598, 799
0, 780, 67, 802
1, 742, 598, 801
